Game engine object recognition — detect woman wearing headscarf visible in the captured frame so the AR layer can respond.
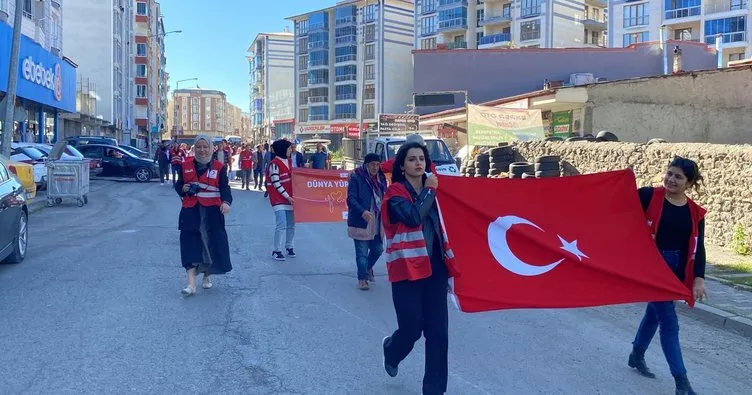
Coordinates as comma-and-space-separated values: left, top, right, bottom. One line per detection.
380, 141, 460, 395
346, 153, 387, 290
627, 156, 707, 395
265, 139, 296, 261
174, 135, 233, 295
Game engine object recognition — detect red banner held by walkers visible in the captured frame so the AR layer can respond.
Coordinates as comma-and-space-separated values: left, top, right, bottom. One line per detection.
291, 168, 350, 223
436, 169, 693, 313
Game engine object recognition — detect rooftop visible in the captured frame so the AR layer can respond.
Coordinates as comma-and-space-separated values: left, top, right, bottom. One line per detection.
286, 0, 413, 21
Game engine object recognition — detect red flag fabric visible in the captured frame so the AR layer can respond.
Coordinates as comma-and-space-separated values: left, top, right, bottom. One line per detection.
436, 169, 693, 313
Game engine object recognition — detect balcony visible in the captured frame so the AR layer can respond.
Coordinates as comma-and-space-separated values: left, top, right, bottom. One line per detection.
308, 79, 329, 87
335, 16, 357, 26
447, 40, 468, 49
335, 93, 357, 101
309, 22, 329, 32
705, 1, 748, 15
585, 0, 608, 8
421, 2, 437, 15
335, 54, 357, 63
334, 112, 356, 120
308, 96, 329, 104
665, 6, 702, 20
478, 32, 511, 47
583, 15, 607, 30
335, 35, 357, 46
705, 31, 747, 45
438, 0, 467, 10
480, 10, 512, 26
437, 18, 468, 33
308, 114, 329, 121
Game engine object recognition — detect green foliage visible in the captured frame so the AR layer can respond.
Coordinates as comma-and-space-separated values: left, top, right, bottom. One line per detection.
329, 149, 344, 162
731, 223, 752, 256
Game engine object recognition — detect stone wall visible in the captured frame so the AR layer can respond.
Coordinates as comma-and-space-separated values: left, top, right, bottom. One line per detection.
512, 141, 752, 247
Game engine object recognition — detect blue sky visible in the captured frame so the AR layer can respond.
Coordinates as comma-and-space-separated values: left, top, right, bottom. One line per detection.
161, 0, 333, 111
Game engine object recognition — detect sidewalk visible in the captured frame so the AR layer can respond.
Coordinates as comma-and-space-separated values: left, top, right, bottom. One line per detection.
677, 276, 752, 338
27, 179, 110, 214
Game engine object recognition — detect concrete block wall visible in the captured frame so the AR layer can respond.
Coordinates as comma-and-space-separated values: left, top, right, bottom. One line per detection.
512, 140, 752, 247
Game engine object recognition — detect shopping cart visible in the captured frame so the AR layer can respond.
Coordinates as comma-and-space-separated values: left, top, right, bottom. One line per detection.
45, 142, 91, 207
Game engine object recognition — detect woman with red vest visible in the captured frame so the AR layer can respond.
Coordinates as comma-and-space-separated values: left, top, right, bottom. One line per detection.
628, 156, 706, 395
379, 141, 460, 395
239, 144, 254, 191
265, 139, 296, 261
169, 142, 185, 185
174, 135, 233, 296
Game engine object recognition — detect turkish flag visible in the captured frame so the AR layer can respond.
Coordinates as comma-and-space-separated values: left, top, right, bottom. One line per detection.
436, 169, 693, 313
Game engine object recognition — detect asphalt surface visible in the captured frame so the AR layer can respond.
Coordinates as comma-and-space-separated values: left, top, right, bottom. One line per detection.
1, 180, 751, 394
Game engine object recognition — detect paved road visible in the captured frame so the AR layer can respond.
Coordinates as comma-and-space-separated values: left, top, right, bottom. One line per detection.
1, 180, 750, 394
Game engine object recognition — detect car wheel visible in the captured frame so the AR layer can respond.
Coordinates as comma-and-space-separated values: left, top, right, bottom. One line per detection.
135, 167, 152, 183
3, 210, 28, 264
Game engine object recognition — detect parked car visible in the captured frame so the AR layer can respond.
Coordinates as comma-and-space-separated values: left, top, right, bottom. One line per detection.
0, 159, 28, 264
119, 144, 150, 159
33, 143, 102, 176
64, 136, 118, 147
10, 143, 47, 189
76, 144, 158, 182
0, 155, 36, 199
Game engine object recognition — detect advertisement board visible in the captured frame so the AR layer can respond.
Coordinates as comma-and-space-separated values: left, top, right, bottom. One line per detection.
0, 23, 76, 113
466, 104, 545, 145
378, 114, 419, 132
291, 168, 349, 223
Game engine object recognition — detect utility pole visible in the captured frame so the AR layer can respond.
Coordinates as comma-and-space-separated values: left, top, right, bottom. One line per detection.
0, 0, 26, 157
357, 0, 371, 158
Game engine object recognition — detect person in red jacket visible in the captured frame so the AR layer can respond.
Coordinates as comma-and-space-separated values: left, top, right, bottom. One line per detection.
627, 156, 707, 395
265, 139, 296, 261
169, 142, 185, 185
379, 141, 459, 395
239, 144, 254, 191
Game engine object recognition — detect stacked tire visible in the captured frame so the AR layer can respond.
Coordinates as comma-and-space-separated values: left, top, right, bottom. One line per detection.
535, 155, 561, 178
462, 157, 476, 177
474, 153, 490, 178
487, 145, 515, 178
509, 162, 534, 179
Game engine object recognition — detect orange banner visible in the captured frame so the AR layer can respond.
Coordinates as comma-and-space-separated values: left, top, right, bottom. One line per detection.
291, 168, 350, 223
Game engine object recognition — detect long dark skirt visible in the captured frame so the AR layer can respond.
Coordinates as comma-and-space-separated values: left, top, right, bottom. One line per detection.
179, 205, 232, 275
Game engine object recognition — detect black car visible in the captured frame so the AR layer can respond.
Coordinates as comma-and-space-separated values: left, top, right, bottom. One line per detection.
64, 136, 118, 147
77, 144, 159, 182
0, 160, 28, 264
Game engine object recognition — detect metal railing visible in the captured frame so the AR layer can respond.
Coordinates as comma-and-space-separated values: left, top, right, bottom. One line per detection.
336, 93, 356, 101
437, 18, 468, 32
334, 113, 356, 119
665, 6, 702, 19
308, 79, 329, 86
335, 16, 357, 25
447, 40, 467, 49
335, 74, 357, 82
308, 40, 329, 50
520, 30, 541, 41
308, 114, 329, 121
335, 35, 357, 45
704, 1, 748, 14
479, 32, 511, 45
483, 10, 512, 24
308, 96, 329, 104
335, 54, 357, 63
705, 31, 747, 44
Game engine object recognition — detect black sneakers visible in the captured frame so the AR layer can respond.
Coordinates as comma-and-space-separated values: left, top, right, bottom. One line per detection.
286, 248, 296, 258
382, 336, 398, 377
272, 251, 285, 261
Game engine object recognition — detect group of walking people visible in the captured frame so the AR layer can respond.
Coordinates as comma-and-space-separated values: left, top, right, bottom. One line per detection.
171, 132, 707, 395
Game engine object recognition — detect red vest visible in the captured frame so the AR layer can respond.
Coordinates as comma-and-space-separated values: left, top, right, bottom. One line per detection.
645, 186, 706, 290
265, 157, 293, 206
181, 157, 224, 208
240, 151, 253, 169
380, 182, 460, 283
170, 147, 184, 164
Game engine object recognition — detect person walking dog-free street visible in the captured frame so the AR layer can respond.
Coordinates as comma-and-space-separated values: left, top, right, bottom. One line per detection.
347, 153, 387, 290
380, 142, 460, 395
174, 135, 233, 296
627, 156, 707, 395
266, 139, 296, 261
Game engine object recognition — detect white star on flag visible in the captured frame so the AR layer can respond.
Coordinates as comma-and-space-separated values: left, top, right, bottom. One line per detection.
558, 236, 589, 261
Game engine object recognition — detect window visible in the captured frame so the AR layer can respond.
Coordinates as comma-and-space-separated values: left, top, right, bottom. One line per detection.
705, 16, 747, 44
674, 28, 694, 41
308, 11, 329, 31
335, 84, 357, 101
421, 38, 437, 49
335, 46, 357, 63
664, 0, 701, 20
421, 16, 436, 36
476, 32, 484, 45
137, 44, 147, 56
308, 105, 329, 121
365, 25, 376, 42
136, 85, 147, 98
299, 90, 310, 105
335, 26, 357, 45
192, 122, 200, 130
0, 162, 8, 182
476, 9, 484, 27
335, 5, 357, 25
296, 20, 309, 36
520, 20, 541, 41
192, 113, 200, 121
299, 55, 308, 70
362, 104, 375, 119
365, 44, 376, 60
136, 64, 147, 77
521, 0, 541, 18
308, 69, 329, 85
334, 103, 357, 119
729, 52, 745, 62
364, 4, 377, 23
298, 108, 309, 121
22, 0, 32, 19
335, 65, 357, 82
623, 3, 649, 28
422, 0, 436, 14
308, 50, 328, 67
364, 84, 376, 100
364, 64, 375, 80
623, 31, 649, 46
136, 2, 147, 15
298, 73, 308, 88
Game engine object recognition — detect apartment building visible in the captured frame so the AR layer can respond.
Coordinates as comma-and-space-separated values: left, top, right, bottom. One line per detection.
172, 88, 228, 139
608, 0, 749, 65
415, 0, 609, 50
287, 0, 416, 142
151, 3, 168, 142
63, 0, 135, 143
224, 102, 245, 136
1, 0, 76, 145
247, 31, 295, 141
133, 0, 167, 149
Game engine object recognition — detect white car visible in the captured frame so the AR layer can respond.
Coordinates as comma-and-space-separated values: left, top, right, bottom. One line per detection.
31, 143, 82, 160
10, 143, 47, 188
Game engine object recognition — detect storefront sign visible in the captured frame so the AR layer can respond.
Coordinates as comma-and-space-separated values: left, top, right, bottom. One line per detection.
291, 168, 349, 223
297, 124, 330, 134
378, 113, 419, 132
550, 111, 573, 138
0, 23, 76, 112
466, 104, 545, 145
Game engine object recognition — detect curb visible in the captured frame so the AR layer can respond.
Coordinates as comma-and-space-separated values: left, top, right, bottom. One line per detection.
676, 302, 752, 339
706, 274, 752, 292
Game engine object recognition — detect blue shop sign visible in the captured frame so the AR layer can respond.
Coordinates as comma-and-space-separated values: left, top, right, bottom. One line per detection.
0, 22, 76, 113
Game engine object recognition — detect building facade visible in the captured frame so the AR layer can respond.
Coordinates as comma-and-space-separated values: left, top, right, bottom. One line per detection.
133, 0, 166, 149
224, 102, 245, 137
607, 0, 749, 65
1, 0, 76, 146
287, 0, 415, 144
152, 3, 168, 144
62, 0, 135, 143
247, 32, 295, 141
172, 89, 228, 139
415, 0, 609, 50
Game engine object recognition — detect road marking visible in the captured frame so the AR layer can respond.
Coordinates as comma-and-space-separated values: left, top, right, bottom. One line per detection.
122, 229, 137, 233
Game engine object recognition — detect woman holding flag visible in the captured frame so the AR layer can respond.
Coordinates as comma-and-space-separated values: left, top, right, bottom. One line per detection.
380, 141, 460, 395
628, 156, 707, 395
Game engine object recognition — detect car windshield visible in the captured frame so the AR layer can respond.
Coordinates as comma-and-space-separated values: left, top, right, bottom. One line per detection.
386, 140, 454, 164
65, 145, 84, 158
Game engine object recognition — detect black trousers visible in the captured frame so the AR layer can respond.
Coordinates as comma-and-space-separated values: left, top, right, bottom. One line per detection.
384, 273, 449, 395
